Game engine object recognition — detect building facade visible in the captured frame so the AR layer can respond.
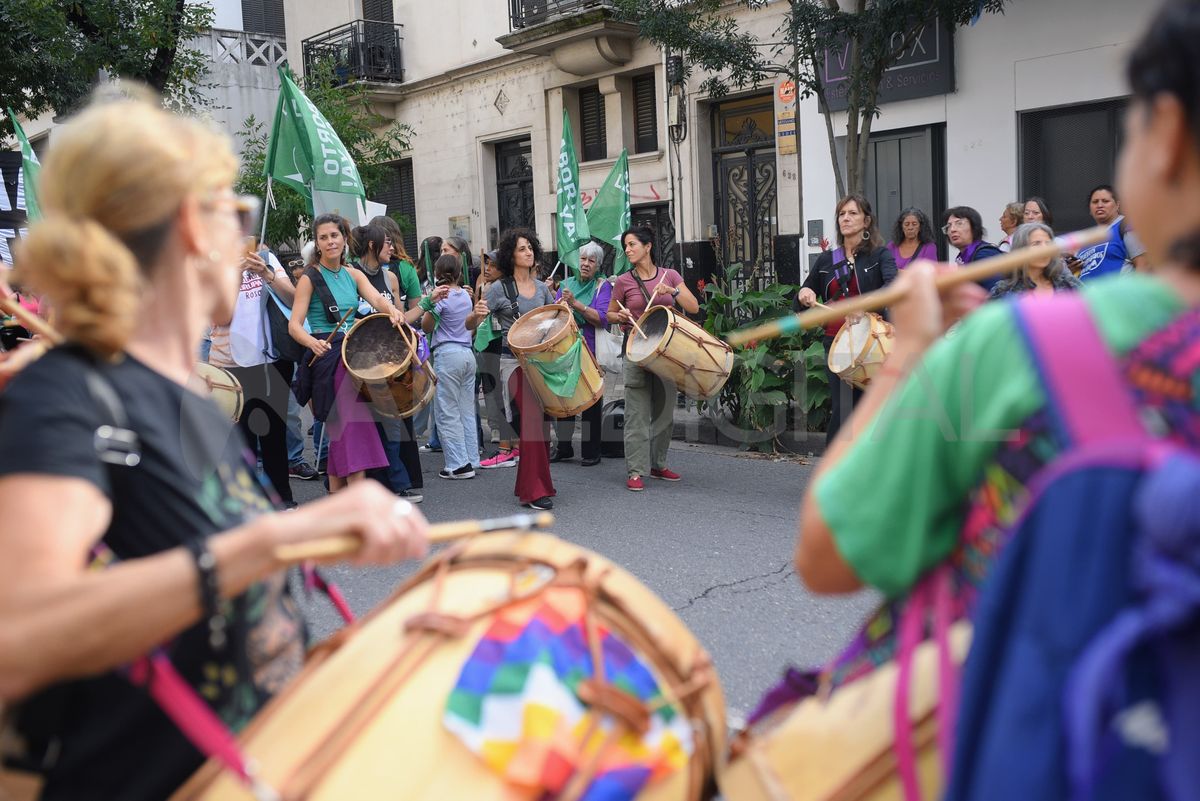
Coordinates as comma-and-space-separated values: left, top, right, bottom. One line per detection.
281, 0, 1156, 287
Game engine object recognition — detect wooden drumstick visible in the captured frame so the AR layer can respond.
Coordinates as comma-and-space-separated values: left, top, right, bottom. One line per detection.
614, 299, 647, 340
272, 512, 556, 563
307, 306, 357, 367
727, 225, 1111, 347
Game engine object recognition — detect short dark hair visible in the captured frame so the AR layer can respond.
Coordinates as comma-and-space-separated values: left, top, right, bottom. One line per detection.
1128, 0, 1200, 148
496, 228, 543, 277
1024, 196, 1054, 226
890, 207, 935, 248
620, 225, 657, 266
1088, 184, 1118, 204
943, 206, 985, 242
433, 253, 462, 285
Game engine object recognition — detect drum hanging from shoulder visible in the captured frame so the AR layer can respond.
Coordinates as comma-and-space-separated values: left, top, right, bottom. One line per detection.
625, 306, 733, 401
341, 314, 436, 419
191, 362, 243, 422
507, 303, 604, 419
173, 532, 726, 801
827, 312, 894, 391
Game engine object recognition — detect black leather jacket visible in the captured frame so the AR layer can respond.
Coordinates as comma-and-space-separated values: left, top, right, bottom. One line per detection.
801, 245, 898, 302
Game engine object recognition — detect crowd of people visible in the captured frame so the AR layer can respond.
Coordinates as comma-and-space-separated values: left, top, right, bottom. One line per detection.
0, 0, 1195, 797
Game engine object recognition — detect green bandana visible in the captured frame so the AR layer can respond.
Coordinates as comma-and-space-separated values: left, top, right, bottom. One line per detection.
474, 314, 500, 351
559, 275, 599, 329
526, 335, 584, 397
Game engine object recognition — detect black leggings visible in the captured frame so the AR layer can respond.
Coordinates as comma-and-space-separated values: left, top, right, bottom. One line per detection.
229, 360, 294, 504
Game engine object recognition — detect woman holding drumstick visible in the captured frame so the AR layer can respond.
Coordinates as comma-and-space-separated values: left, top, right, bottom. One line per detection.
0, 94, 429, 801
608, 226, 699, 492
796, 194, 897, 444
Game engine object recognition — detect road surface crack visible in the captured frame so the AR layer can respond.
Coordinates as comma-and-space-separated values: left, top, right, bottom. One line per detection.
673, 562, 795, 612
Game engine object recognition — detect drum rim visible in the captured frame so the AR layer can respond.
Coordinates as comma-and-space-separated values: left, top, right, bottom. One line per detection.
827, 311, 885, 376
624, 304, 675, 364
507, 303, 577, 355
191, 362, 243, 422
341, 313, 416, 383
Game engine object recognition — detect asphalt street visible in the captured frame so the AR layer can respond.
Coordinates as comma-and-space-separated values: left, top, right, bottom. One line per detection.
288, 439, 879, 726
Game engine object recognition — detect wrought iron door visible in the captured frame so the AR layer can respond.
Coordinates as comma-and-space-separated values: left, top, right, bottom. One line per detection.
712, 96, 778, 290
496, 138, 535, 235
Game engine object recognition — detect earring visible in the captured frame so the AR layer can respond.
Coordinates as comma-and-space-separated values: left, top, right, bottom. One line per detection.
209, 250, 223, 263
862, 231, 871, 241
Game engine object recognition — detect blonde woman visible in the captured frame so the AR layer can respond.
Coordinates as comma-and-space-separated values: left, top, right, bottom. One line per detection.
0, 95, 428, 800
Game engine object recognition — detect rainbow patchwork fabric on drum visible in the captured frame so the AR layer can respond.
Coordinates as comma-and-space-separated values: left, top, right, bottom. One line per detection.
444, 586, 693, 800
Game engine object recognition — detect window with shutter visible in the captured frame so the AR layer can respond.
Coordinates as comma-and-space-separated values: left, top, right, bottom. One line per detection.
579, 86, 607, 162
373, 160, 418, 259
362, 0, 393, 23
241, 0, 286, 36
633, 74, 658, 154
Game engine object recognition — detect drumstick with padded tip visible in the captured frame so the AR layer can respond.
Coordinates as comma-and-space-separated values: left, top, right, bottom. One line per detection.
727, 225, 1111, 347
614, 299, 648, 340
307, 306, 357, 367
273, 512, 556, 563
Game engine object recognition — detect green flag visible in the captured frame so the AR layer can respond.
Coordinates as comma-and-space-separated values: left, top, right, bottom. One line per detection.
586, 149, 631, 275
6, 108, 41, 221
555, 109, 590, 279
264, 68, 365, 214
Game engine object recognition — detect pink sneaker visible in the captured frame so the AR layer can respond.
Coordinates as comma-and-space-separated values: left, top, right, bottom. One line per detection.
480, 448, 519, 469
626, 475, 645, 492
651, 467, 681, 481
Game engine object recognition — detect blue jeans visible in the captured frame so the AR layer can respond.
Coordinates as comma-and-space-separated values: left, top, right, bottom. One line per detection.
432, 344, 480, 471
376, 418, 413, 491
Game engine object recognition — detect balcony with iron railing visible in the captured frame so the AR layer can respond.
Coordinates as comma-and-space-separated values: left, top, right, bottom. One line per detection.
302, 20, 405, 86
498, 0, 637, 76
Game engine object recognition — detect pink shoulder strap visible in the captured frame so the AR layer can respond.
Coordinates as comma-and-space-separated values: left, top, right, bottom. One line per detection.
1015, 294, 1145, 445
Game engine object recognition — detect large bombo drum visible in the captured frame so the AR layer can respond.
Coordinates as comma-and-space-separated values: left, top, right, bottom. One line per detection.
341, 313, 436, 418
507, 303, 605, 418
625, 307, 733, 401
190, 362, 243, 422
827, 312, 894, 391
173, 533, 726, 801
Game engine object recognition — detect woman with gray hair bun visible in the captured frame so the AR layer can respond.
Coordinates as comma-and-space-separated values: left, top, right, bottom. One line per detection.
987, 222, 1082, 300
552, 240, 613, 465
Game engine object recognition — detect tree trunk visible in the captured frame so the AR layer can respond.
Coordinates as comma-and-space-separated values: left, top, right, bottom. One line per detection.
143, 0, 188, 91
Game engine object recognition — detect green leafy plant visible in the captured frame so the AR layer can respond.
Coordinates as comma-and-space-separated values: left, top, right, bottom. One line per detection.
699, 262, 830, 452
235, 61, 416, 249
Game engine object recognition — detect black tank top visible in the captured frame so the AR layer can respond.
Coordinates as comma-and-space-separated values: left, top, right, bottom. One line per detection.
356, 263, 394, 305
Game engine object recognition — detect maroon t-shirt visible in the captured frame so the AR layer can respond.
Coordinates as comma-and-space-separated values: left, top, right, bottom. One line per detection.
612, 267, 684, 331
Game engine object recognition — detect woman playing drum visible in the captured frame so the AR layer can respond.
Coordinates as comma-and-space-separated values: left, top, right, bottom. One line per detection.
608, 226, 699, 492
796, 194, 898, 443
0, 94, 429, 801
289, 214, 411, 492
552, 240, 612, 466
467, 228, 556, 509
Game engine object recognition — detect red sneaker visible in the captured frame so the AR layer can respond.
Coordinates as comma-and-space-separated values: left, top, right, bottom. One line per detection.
651, 467, 681, 481
626, 475, 645, 492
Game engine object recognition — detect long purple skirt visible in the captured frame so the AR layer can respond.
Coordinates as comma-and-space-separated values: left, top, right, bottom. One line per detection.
326, 359, 388, 478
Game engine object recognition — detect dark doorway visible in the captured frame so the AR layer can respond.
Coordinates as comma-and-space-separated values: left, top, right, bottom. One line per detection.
712, 95, 778, 290
1020, 99, 1127, 235
862, 124, 946, 257
495, 138, 535, 236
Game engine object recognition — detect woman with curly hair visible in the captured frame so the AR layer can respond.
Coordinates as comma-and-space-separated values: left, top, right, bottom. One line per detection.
467, 228, 556, 509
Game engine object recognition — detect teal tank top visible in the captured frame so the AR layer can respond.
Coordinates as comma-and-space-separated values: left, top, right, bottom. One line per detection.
307, 265, 360, 334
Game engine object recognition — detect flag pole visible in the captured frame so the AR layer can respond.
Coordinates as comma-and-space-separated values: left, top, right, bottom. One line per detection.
258, 176, 273, 246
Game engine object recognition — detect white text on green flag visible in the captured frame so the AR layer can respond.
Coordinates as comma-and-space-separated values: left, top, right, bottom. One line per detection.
264, 68, 366, 213
555, 109, 591, 279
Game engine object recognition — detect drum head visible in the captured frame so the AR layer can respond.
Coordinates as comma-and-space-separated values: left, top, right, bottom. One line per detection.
344, 314, 413, 381
625, 306, 672, 362
508, 304, 573, 352
189, 362, 242, 422
828, 315, 872, 374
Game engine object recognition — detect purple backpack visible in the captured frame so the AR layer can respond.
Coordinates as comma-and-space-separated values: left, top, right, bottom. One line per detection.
946, 294, 1200, 801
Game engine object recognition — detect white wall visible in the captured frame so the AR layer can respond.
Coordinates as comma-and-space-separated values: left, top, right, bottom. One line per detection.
201, 0, 243, 31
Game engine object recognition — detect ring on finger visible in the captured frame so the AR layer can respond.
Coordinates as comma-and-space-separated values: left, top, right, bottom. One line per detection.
392, 498, 414, 519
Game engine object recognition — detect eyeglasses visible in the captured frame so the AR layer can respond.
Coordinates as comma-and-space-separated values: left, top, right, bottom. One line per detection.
232, 195, 261, 237
940, 219, 969, 235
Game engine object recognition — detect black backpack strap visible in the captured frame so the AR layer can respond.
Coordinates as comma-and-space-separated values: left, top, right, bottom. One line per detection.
501, 277, 521, 321
304, 267, 342, 326
631, 267, 679, 310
